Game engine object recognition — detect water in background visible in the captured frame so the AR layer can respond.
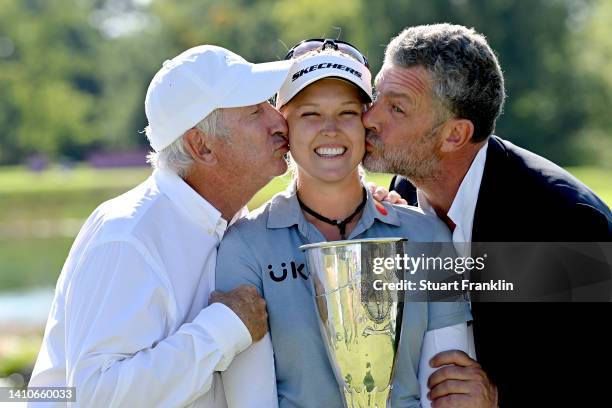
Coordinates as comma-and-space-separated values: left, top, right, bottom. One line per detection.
0, 288, 55, 328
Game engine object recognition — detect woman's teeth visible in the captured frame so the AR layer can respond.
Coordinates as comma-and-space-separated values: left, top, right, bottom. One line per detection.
315, 147, 347, 157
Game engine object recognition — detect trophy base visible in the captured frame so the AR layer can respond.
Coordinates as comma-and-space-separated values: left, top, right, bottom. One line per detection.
342, 386, 390, 408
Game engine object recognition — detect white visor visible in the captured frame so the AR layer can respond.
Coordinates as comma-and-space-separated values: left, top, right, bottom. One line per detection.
276, 54, 372, 108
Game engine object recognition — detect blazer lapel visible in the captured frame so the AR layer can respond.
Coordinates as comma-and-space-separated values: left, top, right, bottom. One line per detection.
472, 136, 510, 242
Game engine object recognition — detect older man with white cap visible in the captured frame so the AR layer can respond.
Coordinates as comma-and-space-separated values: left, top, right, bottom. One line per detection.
28, 45, 294, 407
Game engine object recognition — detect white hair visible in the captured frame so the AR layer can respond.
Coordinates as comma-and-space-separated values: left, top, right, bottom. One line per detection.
146, 109, 226, 177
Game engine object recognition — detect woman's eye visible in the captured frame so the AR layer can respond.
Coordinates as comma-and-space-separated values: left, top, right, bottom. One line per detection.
341, 111, 359, 116
301, 112, 319, 117
251, 108, 260, 115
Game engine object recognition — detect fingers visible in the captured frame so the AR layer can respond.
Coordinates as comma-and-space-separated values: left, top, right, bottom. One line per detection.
428, 379, 470, 400
367, 181, 408, 204
212, 284, 268, 341
237, 284, 257, 292
426, 356, 498, 408
430, 349, 480, 368
209, 290, 223, 303
366, 182, 387, 200
386, 191, 407, 205
235, 284, 259, 296
431, 394, 473, 408
428, 364, 485, 389
253, 295, 267, 314
373, 186, 388, 201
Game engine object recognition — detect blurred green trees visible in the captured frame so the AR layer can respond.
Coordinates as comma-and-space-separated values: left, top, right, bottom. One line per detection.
0, 0, 610, 166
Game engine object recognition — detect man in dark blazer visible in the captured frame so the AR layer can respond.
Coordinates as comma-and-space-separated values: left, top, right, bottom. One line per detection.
364, 24, 612, 407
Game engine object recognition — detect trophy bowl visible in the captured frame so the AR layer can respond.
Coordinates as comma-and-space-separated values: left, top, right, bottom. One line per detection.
300, 238, 407, 408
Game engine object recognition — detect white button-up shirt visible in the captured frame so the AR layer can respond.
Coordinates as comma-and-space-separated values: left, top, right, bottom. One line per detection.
418, 142, 488, 253
29, 169, 252, 408
416, 143, 488, 363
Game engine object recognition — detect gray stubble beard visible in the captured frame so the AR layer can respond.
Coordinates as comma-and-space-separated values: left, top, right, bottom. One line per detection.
362, 129, 441, 183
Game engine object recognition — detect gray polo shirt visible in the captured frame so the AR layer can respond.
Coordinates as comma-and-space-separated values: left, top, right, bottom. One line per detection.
216, 185, 472, 408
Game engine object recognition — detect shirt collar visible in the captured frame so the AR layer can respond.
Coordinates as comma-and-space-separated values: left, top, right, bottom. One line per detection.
447, 142, 488, 237
266, 181, 401, 232
417, 190, 436, 216
417, 143, 488, 239
153, 168, 228, 241
266, 181, 301, 229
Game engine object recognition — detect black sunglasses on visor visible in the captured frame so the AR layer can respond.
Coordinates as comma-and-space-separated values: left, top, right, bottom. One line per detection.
284, 38, 369, 68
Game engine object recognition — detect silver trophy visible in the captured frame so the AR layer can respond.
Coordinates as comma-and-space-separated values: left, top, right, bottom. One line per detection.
300, 238, 407, 408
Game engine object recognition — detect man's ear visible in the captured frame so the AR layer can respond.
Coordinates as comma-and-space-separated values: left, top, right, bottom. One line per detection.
440, 118, 474, 153
183, 128, 216, 165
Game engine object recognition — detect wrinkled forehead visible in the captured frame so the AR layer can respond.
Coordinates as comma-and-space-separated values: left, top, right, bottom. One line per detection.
220, 103, 263, 123
374, 64, 432, 98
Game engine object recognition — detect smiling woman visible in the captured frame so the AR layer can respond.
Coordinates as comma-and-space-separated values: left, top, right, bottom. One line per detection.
215, 41, 472, 408
281, 77, 366, 190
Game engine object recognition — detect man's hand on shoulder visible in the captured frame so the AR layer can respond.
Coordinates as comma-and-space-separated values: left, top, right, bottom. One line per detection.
428, 350, 498, 408
367, 181, 408, 205
209, 285, 268, 342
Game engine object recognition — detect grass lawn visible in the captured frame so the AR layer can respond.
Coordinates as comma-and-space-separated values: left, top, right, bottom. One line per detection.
565, 166, 612, 205
0, 165, 151, 195
0, 238, 74, 290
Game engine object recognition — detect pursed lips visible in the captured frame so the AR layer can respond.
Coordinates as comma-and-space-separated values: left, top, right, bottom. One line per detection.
272, 135, 289, 158
365, 131, 382, 151
273, 134, 289, 149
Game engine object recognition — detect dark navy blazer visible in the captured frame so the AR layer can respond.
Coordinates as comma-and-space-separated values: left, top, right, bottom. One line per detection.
391, 136, 612, 407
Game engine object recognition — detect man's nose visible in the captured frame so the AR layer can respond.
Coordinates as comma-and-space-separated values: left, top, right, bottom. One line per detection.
362, 103, 379, 133
265, 103, 288, 136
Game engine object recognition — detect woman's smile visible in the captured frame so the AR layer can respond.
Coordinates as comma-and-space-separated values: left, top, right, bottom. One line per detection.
313, 145, 348, 158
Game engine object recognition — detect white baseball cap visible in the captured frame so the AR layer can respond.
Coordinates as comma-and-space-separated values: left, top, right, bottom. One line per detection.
145, 45, 295, 152
275, 53, 372, 108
